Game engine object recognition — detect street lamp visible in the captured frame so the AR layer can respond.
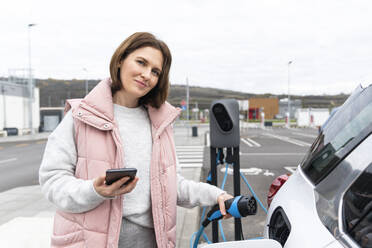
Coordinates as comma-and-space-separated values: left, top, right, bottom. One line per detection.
287, 61, 292, 128
83, 68, 88, 95
28, 23, 36, 134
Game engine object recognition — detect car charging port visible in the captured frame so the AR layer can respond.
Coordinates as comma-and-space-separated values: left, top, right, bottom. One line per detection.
268, 207, 291, 246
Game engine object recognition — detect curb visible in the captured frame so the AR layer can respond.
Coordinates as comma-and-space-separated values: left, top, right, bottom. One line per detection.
0, 132, 51, 144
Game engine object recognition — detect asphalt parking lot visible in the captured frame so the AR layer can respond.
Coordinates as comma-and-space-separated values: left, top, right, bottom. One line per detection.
200, 127, 319, 242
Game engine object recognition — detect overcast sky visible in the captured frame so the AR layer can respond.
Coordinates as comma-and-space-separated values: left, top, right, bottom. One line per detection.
1, 0, 371, 95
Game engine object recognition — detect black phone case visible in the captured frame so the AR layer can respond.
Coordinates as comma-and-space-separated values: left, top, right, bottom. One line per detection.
105, 168, 137, 185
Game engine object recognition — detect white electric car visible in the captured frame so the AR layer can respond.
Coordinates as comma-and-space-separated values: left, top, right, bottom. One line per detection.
264, 84, 372, 248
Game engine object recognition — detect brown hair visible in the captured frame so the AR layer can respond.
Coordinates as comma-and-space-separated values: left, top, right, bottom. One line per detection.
110, 32, 172, 108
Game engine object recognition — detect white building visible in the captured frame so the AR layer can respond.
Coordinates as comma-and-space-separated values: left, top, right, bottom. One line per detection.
296, 108, 329, 127
279, 98, 302, 119
0, 80, 40, 135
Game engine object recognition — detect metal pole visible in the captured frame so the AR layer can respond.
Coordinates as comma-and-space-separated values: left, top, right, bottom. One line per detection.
85, 80, 88, 95
28, 24, 36, 134
83, 68, 88, 96
1, 84, 6, 128
186, 77, 189, 122
287, 61, 292, 128
195, 102, 198, 120
210, 146, 219, 242
233, 146, 242, 240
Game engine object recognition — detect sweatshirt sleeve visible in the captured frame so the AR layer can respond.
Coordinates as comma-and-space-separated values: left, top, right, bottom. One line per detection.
176, 153, 225, 208
39, 111, 108, 213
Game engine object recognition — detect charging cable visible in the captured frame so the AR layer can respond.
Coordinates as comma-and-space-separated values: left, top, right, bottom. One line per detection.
192, 195, 257, 248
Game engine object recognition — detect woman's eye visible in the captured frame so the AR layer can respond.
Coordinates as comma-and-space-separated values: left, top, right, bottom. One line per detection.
152, 70, 160, 77
137, 60, 145, 65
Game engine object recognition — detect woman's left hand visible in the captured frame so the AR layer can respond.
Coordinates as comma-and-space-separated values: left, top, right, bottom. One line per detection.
217, 193, 234, 219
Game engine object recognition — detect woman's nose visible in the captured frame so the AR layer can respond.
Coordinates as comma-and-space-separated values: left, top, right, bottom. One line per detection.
141, 67, 151, 80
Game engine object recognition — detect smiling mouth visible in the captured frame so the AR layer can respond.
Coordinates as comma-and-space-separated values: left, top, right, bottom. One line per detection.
135, 80, 147, 87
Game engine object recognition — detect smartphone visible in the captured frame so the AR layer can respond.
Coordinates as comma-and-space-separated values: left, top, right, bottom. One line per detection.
105, 168, 137, 186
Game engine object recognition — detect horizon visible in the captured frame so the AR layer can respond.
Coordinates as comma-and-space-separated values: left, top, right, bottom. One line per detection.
2, 76, 352, 97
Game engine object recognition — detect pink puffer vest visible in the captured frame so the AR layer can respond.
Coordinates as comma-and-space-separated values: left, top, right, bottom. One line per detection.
51, 78, 181, 248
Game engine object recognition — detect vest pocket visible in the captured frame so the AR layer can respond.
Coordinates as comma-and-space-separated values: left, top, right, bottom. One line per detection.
73, 159, 114, 233
51, 229, 84, 246
53, 211, 84, 236
52, 213, 85, 246
86, 159, 112, 179
83, 199, 111, 233
75, 157, 113, 180
81, 159, 113, 232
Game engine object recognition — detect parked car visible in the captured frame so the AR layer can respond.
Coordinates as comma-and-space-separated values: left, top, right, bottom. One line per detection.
264, 84, 372, 247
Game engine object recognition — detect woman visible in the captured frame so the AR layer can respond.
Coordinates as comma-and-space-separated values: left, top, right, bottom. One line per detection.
39, 32, 232, 248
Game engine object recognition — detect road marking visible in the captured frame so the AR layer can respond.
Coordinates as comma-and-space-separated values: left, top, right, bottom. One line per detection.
0, 158, 18, 164
241, 138, 253, 147
36, 140, 46, 144
241, 138, 261, 147
176, 148, 203, 152
15, 143, 29, 148
178, 154, 203, 159
179, 158, 203, 163
180, 163, 203, 168
176, 150, 203, 154
263, 133, 311, 147
240, 153, 305, 156
291, 132, 317, 138
176, 146, 204, 149
177, 146, 204, 168
220, 167, 275, 176
285, 166, 297, 173
264, 170, 275, 176
246, 138, 261, 147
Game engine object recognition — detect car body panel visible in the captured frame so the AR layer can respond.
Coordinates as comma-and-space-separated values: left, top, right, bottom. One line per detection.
203, 239, 282, 248
263, 134, 371, 248
264, 167, 343, 248
325, 239, 349, 248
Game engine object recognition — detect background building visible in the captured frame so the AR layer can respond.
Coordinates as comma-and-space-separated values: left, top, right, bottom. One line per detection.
279, 98, 302, 119
0, 80, 40, 135
39, 107, 64, 132
296, 108, 330, 127
248, 97, 278, 120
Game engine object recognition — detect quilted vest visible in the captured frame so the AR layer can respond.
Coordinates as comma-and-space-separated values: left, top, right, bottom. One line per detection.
51, 78, 181, 248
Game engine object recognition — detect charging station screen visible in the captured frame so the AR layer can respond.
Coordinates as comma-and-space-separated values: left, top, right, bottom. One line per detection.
212, 103, 233, 132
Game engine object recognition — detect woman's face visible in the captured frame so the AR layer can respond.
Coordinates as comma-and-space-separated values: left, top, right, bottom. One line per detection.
118, 46, 163, 100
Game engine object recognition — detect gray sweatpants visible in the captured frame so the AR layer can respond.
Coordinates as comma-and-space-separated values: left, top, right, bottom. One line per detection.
118, 218, 157, 248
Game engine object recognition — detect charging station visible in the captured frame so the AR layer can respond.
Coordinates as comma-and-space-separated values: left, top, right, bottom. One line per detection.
209, 99, 241, 242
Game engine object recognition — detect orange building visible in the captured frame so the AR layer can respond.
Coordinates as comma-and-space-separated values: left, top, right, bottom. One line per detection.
248, 97, 279, 120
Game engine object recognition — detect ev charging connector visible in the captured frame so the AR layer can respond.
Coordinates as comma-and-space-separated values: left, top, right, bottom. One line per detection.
203, 195, 257, 227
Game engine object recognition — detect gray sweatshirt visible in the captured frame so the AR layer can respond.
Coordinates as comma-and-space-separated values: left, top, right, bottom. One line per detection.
39, 104, 225, 228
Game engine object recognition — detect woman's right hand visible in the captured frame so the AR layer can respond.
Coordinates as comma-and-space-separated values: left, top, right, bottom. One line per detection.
93, 175, 139, 198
